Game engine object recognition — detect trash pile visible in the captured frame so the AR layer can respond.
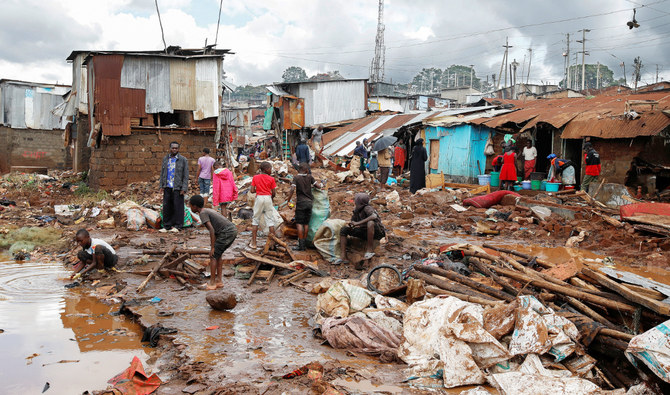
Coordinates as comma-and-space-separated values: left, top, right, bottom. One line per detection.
309, 243, 670, 393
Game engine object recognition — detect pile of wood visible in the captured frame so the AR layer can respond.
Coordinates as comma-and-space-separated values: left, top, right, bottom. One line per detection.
133, 247, 210, 291
238, 234, 326, 288
403, 243, 670, 388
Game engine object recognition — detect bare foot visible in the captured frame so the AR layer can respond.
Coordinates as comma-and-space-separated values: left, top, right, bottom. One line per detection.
200, 283, 218, 290
248, 243, 258, 250
215, 282, 224, 289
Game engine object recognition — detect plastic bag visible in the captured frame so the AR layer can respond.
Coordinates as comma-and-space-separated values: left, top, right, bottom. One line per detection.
307, 188, 330, 241
313, 219, 346, 262
626, 319, 670, 383
126, 208, 146, 231
484, 133, 495, 156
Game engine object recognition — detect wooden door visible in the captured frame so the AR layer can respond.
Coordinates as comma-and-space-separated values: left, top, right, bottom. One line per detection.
429, 140, 440, 170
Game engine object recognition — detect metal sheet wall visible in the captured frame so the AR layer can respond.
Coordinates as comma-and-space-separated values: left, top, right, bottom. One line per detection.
169, 59, 196, 111
194, 58, 219, 120
291, 80, 367, 126
120, 57, 147, 89
145, 58, 171, 113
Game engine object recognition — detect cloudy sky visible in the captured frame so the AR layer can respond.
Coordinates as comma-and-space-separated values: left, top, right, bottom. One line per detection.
1, 0, 669, 87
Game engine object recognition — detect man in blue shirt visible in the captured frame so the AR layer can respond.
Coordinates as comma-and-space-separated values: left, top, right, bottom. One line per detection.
159, 142, 189, 232
295, 140, 311, 164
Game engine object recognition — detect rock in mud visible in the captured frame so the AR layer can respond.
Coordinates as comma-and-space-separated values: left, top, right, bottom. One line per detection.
206, 292, 238, 311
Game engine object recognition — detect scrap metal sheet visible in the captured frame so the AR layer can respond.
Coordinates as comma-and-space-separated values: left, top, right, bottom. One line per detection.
145, 58, 171, 113
169, 59, 196, 111
194, 58, 219, 120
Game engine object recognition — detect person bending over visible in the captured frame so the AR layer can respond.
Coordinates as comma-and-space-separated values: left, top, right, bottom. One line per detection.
70, 229, 117, 280
189, 195, 238, 290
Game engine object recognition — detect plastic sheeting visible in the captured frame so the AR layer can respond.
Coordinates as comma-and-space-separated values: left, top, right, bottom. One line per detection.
626, 319, 670, 383
194, 58, 219, 120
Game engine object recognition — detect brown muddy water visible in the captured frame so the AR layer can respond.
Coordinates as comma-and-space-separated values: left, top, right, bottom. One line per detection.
0, 254, 148, 393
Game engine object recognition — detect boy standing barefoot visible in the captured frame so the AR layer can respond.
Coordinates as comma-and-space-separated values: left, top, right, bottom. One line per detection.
189, 195, 238, 290
250, 162, 276, 250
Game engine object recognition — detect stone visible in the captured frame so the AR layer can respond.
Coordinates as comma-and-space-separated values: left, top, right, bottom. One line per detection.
206, 292, 238, 311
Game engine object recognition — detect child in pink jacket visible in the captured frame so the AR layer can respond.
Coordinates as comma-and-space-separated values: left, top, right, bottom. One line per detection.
212, 167, 238, 219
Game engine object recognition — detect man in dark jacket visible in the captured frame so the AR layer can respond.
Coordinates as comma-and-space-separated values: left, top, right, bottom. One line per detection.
582, 142, 601, 192
160, 141, 189, 232
295, 140, 310, 165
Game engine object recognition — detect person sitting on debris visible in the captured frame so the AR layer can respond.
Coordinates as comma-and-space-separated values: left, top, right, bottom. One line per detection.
336, 193, 386, 266
296, 140, 311, 165
212, 162, 238, 220
159, 141, 189, 232
286, 162, 325, 251
547, 154, 576, 186
582, 142, 601, 192
499, 146, 518, 191
197, 147, 216, 197
189, 195, 238, 290
250, 162, 277, 250
70, 229, 117, 280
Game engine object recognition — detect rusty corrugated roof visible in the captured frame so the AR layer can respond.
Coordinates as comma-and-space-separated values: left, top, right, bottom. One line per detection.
322, 116, 379, 146
471, 92, 670, 139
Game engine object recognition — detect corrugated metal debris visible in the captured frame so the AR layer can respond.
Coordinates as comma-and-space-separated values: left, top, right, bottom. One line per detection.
0, 79, 69, 130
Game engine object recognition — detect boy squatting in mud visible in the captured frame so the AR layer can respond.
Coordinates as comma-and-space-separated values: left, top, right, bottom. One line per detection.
70, 229, 118, 280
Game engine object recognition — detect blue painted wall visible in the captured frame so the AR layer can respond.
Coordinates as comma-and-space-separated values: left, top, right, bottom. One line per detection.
424, 124, 491, 181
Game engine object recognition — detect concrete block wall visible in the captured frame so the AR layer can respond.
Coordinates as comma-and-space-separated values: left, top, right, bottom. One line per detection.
88, 130, 218, 191
0, 126, 71, 173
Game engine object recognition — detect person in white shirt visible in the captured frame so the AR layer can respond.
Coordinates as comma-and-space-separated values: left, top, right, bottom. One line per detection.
311, 125, 324, 152
522, 140, 538, 180
70, 229, 117, 280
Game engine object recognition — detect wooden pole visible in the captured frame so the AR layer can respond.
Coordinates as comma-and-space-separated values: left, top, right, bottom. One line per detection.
409, 270, 501, 301
137, 246, 176, 293
414, 264, 515, 302
425, 286, 504, 307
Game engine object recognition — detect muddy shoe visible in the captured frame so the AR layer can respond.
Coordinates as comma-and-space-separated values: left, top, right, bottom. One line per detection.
331, 259, 349, 266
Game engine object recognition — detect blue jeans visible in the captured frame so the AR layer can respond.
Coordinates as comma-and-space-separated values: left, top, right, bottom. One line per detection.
198, 177, 211, 195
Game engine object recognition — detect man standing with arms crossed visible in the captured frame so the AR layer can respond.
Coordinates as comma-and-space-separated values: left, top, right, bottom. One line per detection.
160, 141, 189, 232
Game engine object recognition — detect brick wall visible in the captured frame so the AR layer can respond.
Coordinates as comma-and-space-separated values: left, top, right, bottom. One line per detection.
588, 136, 670, 185
0, 126, 71, 173
89, 129, 218, 191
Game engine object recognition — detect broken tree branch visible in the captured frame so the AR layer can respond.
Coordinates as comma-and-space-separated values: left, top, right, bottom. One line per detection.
137, 246, 176, 293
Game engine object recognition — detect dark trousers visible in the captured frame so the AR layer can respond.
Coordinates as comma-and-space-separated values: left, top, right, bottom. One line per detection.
379, 167, 391, 185
163, 188, 185, 229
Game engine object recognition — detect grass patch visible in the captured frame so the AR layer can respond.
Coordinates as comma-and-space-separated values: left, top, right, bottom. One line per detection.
0, 227, 63, 251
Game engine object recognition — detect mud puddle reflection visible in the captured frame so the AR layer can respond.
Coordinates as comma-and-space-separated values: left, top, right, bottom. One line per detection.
0, 256, 148, 393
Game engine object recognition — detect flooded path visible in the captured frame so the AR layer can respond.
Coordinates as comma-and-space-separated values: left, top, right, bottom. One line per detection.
0, 256, 148, 393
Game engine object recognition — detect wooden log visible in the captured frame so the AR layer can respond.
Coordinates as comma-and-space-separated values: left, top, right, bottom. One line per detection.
288, 271, 310, 286
563, 296, 620, 330
161, 269, 194, 279
600, 328, 634, 342
137, 246, 176, 293
242, 251, 297, 271
480, 244, 555, 268
266, 267, 276, 284
142, 248, 210, 255
409, 270, 501, 301
623, 283, 666, 301
468, 257, 522, 296
592, 336, 628, 352
247, 263, 262, 286
487, 265, 638, 313
163, 254, 190, 269
582, 268, 670, 316
425, 286, 504, 307
262, 236, 275, 256
277, 270, 304, 283
414, 264, 515, 302
270, 234, 297, 262
570, 277, 600, 292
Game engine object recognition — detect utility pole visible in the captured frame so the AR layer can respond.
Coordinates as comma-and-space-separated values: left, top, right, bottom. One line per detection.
511, 59, 519, 99
596, 62, 600, 89
565, 33, 570, 89
526, 48, 532, 85
497, 37, 512, 92
577, 29, 590, 91
369, 0, 386, 83
621, 62, 627, 86
633, 56, 643, 92
469, 64, 474, 88
573, 53, 579, 90
656, 64, 659, 83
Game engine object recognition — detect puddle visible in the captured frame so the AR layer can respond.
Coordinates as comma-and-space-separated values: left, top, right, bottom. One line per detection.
0, 256, 149, 393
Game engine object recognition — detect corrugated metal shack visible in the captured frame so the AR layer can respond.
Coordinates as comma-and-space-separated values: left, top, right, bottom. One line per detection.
62, 47, 233, 190
0, 79, 71, 173
467, 92, 670, 191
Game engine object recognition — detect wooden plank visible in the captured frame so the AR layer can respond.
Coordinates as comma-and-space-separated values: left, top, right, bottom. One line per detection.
142, 248, 210, 255
266, 267, 276, 284
247, 263, 261, 286
414, 264, 515, 302
409, 270, 501, 301
270, 234, 297, 262
582, 268, 670, 316
163, 254, 190, 269
425, 286, 504, 306
137, 246, 176, 293
242, 251, 296, 271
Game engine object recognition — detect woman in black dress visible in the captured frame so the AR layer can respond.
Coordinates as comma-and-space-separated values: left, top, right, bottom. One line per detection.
409, 138, 428, 194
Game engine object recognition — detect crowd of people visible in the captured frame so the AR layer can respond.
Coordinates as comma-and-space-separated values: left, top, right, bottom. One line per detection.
68, 133, 601, 284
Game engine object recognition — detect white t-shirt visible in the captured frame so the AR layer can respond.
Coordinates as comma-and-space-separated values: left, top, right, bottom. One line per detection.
522, 146, 537, 161
86, 238, 116, 255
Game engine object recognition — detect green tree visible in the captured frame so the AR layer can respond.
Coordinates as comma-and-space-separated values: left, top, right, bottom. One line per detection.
560, 64, 617, 89
282, 66, 308, 82
443, 65, 481, 90
411, 68, 443, 93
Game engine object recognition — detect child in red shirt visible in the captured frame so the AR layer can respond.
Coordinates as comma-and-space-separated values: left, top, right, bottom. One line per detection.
250, 162, 277, 249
